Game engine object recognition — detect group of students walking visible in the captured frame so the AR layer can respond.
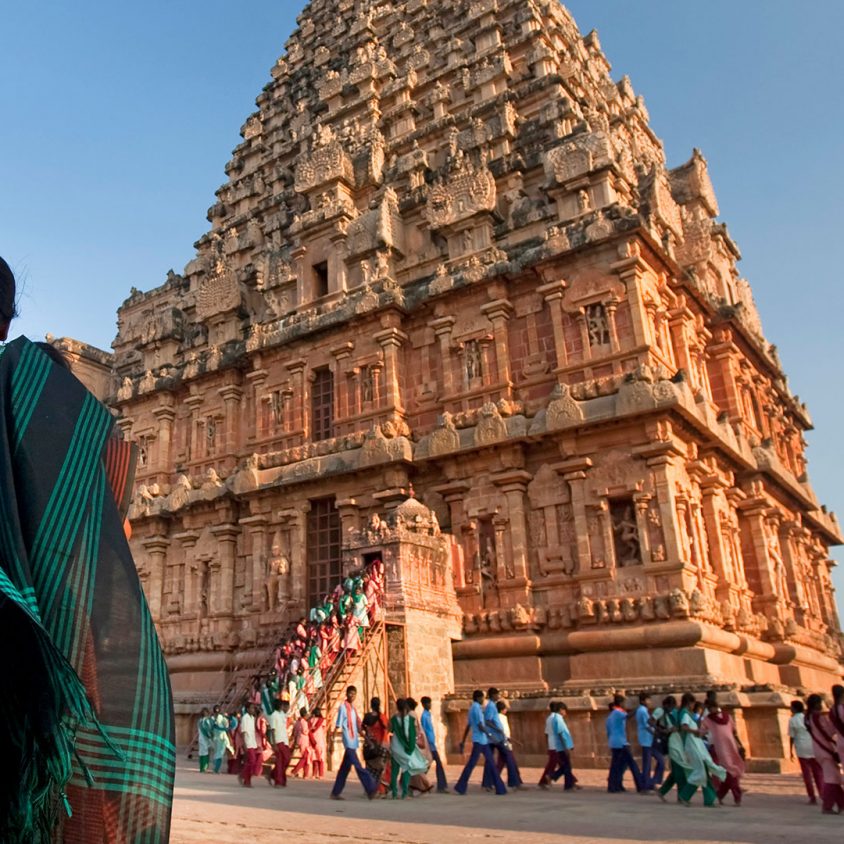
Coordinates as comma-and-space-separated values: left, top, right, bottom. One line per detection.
602, 685, 844, 816
331, 686, 450, 799
198, 681, 844, 819
197, 700, 327, 786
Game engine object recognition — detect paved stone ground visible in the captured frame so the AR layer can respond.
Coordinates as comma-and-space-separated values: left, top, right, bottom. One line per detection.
171, 764, 841, 843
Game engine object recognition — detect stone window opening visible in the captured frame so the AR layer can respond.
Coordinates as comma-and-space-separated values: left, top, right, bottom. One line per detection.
312, 261, 329, 299
310, 366, 334, 442
306, 498, 342, 605
610, 497, 642, 567
586, 303, 611, 347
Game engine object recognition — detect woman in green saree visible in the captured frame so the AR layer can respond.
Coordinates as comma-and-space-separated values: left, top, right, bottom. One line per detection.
389, 699, 429, 799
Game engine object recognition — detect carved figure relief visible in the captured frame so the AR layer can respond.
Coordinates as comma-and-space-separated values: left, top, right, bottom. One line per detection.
206, 417, 218, 455
264, 530, 290, 611
585, 303, 611, 347
610, 499, 642, 566
465, 339, 483, 382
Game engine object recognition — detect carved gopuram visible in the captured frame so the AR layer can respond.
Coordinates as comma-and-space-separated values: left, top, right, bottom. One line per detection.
112, 0, 843, 769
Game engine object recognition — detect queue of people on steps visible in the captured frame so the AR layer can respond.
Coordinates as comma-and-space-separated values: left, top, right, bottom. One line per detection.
195, 558, 384, 781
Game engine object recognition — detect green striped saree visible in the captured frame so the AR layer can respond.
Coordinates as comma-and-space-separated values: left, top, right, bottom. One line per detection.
0, 337, 175, 842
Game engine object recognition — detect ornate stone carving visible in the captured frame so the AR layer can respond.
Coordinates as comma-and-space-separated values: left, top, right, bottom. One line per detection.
196, 253, 240, 320
424, 157, 497, 229
544, 131, 613, 185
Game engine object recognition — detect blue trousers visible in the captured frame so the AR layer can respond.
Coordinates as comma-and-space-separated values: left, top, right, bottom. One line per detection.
455, 743, 506, 795
483, 743, 522, 788
608, 746, 643, 793
552, 749, 578, 789
331, 748, 376, 797
430, 749, 449, 791
641, 745, 665, 789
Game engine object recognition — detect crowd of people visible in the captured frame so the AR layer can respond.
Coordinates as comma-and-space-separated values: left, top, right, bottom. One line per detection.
196, 679, 844, 816
196, 560, 386, 783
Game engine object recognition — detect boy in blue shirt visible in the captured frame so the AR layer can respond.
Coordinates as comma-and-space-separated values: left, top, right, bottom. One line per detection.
420, 696, 449, 793
636, 693, 664, 790
606, 694, 644, 793
455, 689, 507, 795
482, 688, 523, 789
330, 685, 377, 800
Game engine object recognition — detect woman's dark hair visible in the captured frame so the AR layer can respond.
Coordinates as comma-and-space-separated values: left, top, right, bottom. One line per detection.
790, 700, 804, 714
663, 695, 677, 709
0, 257, 17, 329
806, 693, 823, 713
833, 684, 844, 704
681, 692, 696, 708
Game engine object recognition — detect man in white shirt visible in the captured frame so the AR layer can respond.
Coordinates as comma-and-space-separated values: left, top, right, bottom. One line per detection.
789, 699, 824, 805
268, 699, 291, 787
239, 703, 260, 788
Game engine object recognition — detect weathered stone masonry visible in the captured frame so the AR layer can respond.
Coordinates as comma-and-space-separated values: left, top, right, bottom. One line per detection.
110, 0, 843, 766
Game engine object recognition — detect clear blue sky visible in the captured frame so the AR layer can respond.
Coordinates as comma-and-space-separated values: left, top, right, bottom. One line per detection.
3, 1, 843, 605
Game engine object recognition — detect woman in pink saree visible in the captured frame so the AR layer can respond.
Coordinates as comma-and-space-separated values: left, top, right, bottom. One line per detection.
805, 693, 844, 815
701, 703, 745, 805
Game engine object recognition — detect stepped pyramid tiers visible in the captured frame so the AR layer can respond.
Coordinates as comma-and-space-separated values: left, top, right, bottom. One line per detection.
113, 0, 843, 763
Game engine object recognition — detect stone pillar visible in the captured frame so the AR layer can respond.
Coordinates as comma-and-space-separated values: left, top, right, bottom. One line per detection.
374, 328, 408, 414
281, 505, 309, 610
152, 403, 176, 474
646, 453, 684, 566
240, 516, 269, 611
337, 498, 361, 547
557, 459, 593, 574
430, 317, 456, 397
433, 480, 471, 590
329, 231, 349, 293
331, 342, 354, 422
481, 299, 514, 395
491, 469, 532, 584
245, 366, 268, 442
574, 309, 591, 361
211, 524, 239, 617
611, 251, 650, 349
184, 395, 203, 461
286, 359, 307, 436
174, 530, 199, 616
219, 385, 244, 457
141, 535, 169, 621
739, 499, 781, 620
538, 280, 569, 371
599, 501, 616, 572
633, 493, 653, 563
605, 296, 621, 353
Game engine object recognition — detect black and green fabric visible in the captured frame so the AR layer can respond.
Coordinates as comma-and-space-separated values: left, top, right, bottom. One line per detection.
0, 337, 175, 842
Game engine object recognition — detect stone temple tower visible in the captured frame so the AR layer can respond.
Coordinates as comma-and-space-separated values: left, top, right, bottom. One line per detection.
113, 0, 843, 767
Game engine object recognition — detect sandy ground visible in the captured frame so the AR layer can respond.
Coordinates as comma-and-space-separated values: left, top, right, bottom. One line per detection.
170, 763, 842, 843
